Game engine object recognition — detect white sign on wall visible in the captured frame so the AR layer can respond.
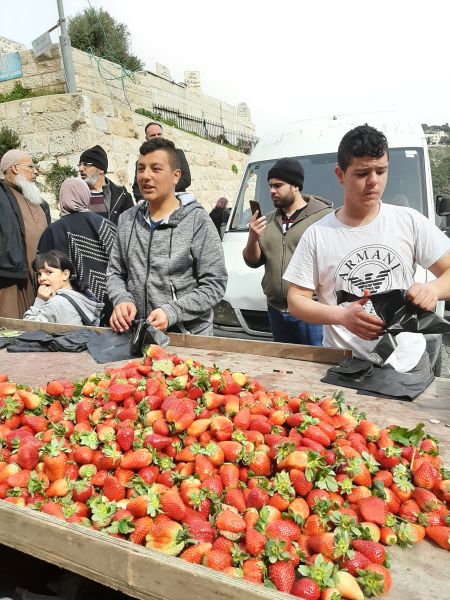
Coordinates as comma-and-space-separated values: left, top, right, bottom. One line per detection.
32, 31, 52, 58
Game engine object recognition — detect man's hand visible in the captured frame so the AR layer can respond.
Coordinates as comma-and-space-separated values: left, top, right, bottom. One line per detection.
339, 290, 385, 340
110, 302, 137, 332
37, 285, 53, 302
248, 211, 267, 241
147, 308, 168, 331
406, 282, 438, 312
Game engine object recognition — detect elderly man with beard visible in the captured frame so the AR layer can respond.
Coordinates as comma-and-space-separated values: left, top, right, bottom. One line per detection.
78, 145, 134, 225
0, 149, 50, 318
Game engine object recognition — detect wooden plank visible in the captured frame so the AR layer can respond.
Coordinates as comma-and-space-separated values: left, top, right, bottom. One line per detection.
0, 317, 107, 335
0, 318, 351, 364
0, 503, 289, 600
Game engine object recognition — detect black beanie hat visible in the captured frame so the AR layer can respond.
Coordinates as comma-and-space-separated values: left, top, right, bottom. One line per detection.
79, 145, 108, 172
268, 157, 304, 191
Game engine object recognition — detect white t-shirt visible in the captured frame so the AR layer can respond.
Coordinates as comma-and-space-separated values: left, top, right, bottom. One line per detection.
283, 203, 450, 360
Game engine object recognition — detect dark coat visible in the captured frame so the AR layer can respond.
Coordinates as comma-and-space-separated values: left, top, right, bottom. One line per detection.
209, 207, 231, 233
132, 148, 191, 201
104, 178, 134, 225
0, 181, 50, 279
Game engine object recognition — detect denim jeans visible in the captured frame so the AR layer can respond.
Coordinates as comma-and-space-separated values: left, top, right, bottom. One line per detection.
267, 305, 323, 346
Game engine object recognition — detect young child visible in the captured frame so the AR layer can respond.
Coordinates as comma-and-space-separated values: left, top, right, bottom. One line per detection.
23, 250, 104, 326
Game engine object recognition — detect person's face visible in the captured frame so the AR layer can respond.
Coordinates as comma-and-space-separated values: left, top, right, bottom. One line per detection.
13, 156, 37, 183
335, 153, 388, 212
145, 125, 163, 141
78, 161, 102, 187
137, 150, 181, 203
268, 178, 297, 210
37, 262, 70, 293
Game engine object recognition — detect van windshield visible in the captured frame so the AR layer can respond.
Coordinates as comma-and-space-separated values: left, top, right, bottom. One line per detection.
229, 148, 427, 231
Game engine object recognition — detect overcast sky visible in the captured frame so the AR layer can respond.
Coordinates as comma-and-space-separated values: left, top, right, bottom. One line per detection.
2, 0, 449, 136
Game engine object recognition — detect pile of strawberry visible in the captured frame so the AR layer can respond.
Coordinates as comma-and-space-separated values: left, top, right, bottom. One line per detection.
0, 345, 449, 600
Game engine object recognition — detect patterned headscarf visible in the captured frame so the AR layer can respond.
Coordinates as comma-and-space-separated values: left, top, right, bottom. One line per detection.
59, 177, 91, 217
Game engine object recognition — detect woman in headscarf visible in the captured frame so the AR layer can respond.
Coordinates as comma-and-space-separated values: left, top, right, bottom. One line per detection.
209, 197, 231, 235
37, 178, 117, 306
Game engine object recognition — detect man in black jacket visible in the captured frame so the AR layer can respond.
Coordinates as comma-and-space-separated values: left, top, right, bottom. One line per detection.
78, 145, 134, 225
0, 149, 50, 318
132, 122, 191, 201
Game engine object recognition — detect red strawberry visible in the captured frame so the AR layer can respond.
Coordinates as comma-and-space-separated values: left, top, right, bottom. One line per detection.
413, 487, 441, 512
108, 383, 135, 403
413, 461, 439, 490
129, 516, 153, 545
121, 449, 152, 470
425, 525, 450, 550
266, 519, 301, 542
116, 427, 134, 452
341, 550, 371, 575
75, 399, 94, 423
144, 433, 172, 450
357, 496, 387, 526
215, 509, 246, 534
103, 475, 125, 502
16, 441, 40, 470
204, 549, 232, 571
246, 487, 269, 510
46, 380, 65, 397
352, 539, 386, 564
268, 561, 295, 594
160, 489, 186, 522
185, 519, 215, 544
291, 577, 320, 600
245, 527, 266, 556
21, 415, 48, 433
224, 488, 247, 513
219, 463, 240, 489
180, 542, 212, 564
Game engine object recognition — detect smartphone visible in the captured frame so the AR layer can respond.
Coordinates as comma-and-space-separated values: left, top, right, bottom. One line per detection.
249, 200, 260, 216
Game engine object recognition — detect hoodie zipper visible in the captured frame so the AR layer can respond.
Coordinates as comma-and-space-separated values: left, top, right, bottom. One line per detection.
143, 228, 154, 318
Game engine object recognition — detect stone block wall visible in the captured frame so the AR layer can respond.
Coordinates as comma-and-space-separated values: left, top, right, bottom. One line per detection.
0, 93, 248, 211
0, 44, 255, 136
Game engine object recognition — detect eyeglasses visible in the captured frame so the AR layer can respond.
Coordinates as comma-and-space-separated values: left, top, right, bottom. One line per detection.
15, 163, 37, 170
78, 162, 94, 168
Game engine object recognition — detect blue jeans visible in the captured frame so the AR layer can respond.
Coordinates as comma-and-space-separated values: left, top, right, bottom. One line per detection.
267, 305, 323, 346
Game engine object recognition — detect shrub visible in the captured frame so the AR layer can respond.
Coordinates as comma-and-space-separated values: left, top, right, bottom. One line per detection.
0, 125, 21, 160
45, 161, 78, 201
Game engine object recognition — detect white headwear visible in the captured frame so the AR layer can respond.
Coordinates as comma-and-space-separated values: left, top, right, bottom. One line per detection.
0, 149, 30, 180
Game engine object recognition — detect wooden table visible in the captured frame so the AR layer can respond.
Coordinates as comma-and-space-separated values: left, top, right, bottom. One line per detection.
0, 321, 449, 600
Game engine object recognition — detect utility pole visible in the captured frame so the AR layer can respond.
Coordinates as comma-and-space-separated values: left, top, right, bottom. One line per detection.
56, 0, 77, 93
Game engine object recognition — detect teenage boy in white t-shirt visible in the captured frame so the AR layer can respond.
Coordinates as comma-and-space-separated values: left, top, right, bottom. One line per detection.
283, 124, 450, 361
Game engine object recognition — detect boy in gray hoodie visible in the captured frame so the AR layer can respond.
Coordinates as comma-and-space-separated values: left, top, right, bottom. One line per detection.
106, 138, 227, 335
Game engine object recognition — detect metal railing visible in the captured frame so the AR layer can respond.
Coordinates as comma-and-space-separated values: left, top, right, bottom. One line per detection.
152, 104, 259, 154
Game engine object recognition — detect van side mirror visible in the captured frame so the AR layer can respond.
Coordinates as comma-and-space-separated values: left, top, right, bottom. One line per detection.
436, 195, 450, 216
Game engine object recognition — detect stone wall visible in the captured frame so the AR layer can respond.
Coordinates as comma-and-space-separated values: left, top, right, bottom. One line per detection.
0, 93, 248, 211
0, 43, 255, 136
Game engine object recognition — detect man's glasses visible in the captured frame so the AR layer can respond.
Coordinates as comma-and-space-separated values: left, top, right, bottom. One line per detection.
78, 162, 94, 168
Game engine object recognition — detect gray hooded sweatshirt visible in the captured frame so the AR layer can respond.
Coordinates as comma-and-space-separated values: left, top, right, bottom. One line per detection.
23, 289, 103, 326
106, 195, 227, 335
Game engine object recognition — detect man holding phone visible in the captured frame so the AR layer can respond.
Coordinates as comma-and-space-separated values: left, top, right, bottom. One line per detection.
243, 157, 332, 345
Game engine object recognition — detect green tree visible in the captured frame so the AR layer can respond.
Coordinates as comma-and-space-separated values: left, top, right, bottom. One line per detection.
429, 146, 450, 195
0, 125, 21, 160
68, 7, 144, 71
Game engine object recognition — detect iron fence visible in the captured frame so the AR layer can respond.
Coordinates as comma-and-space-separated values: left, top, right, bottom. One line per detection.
152, 104, 258, 154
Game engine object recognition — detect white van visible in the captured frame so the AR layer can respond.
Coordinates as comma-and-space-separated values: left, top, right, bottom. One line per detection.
214, 112, 446, 368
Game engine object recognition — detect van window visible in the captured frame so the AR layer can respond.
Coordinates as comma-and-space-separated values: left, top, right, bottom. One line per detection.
230, 148, 428, 231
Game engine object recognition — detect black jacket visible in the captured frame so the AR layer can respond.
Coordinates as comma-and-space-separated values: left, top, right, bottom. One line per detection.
104, 178, 134, 225
132, 148, 191, 201
0, 181, 50, 279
